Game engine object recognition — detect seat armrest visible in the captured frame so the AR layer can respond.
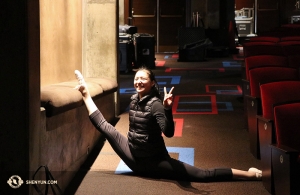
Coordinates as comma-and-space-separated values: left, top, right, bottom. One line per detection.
257, 115, 272, 122
245, 95, 261, 101
271, 143, 300, 195
270, 144, 299, 155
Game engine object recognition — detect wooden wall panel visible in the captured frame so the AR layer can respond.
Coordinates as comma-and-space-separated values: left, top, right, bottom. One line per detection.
40, 0, 82, 86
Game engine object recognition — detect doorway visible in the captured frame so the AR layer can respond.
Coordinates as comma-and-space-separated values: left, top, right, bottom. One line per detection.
128, 0, 186, 53
235, 0, 281, 34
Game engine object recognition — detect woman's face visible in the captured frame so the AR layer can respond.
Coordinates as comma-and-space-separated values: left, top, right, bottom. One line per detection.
134, 70, 154, 98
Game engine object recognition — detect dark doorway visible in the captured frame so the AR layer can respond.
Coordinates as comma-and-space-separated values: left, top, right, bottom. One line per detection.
128, 0, 186, 52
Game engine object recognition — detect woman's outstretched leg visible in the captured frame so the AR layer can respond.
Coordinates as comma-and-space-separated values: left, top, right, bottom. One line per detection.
144, 157, 262, 182
232, 168, 262, 180
74, 70, 138, 171
74, 70, 98, 115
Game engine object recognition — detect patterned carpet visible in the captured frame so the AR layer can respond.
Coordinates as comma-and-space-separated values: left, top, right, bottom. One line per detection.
65, 52, 270, 195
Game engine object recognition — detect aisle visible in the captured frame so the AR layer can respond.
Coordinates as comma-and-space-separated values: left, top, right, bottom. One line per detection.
69, 53, 269, 195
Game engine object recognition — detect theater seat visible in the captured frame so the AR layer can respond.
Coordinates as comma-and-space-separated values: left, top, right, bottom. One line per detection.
279, 41, 300, 69
241, 55, 288, 131
279, 41, 300, 56
243, 42, 283, 58
271, 102, 300, 195
246, 67, 299, 159
248, 36, 280, 43
258, 81, 300, 193
244, 55, 288, 80
287, 55, 300, 68
280, 36, 300, 42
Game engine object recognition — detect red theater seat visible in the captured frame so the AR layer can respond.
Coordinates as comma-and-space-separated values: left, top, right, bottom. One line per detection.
281, 24, 300, 28
280, 36, 300, 42
258, 81, 300, 193
271, 102, 300, 195
246, 67, 299, 159
278, 41, 300, 69
243, 42, 283, 58
241, 55, 288, 127
287, 55, 300, 68
244, 55, 288, 80
249, 68, 299, 98
279, 41, 300, 56
248, 36, 280, 43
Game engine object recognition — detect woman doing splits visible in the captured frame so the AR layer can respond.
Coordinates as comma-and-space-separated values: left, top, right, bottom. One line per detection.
74, 67, 262, 182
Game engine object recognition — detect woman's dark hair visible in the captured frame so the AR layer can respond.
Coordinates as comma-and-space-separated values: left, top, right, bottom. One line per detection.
136, 66, 161, 99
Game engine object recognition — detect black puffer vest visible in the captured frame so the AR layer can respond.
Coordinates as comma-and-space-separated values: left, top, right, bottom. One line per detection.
128, 93, 168, 158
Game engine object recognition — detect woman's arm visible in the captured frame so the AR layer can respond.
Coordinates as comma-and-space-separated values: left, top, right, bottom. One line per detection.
152, 101, 174, 137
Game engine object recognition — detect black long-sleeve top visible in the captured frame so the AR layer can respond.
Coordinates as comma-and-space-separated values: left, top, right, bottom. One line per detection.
128, 94, 175, 158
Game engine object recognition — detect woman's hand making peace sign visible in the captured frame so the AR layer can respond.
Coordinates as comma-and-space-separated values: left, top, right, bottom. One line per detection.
163, 86, 174, 109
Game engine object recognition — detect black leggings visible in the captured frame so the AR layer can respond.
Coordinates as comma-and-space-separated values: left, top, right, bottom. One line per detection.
89, 110, 233, 182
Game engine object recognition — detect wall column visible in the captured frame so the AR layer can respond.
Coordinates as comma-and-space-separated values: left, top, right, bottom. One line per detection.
82, 0, 119, 115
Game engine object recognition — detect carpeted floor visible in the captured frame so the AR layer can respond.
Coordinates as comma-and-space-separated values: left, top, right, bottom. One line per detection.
65, 52, 270, 195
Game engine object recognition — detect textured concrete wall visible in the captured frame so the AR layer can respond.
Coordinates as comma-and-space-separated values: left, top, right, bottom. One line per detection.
40, 0, 119, 112
82, 0, 119, 114
40, 0, 118, 84
82, 0, 118, 80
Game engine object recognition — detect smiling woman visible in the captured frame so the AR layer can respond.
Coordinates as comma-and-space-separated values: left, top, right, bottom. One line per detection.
133, 67, 174, 109
74, 67, 262, 182
134, 69, 155, 98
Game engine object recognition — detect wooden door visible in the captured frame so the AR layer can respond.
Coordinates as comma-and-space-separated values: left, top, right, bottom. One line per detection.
159, 0, 185, 52
257, 0, 280, 33
130, 0, 186, 52
130, 0, 157, 36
